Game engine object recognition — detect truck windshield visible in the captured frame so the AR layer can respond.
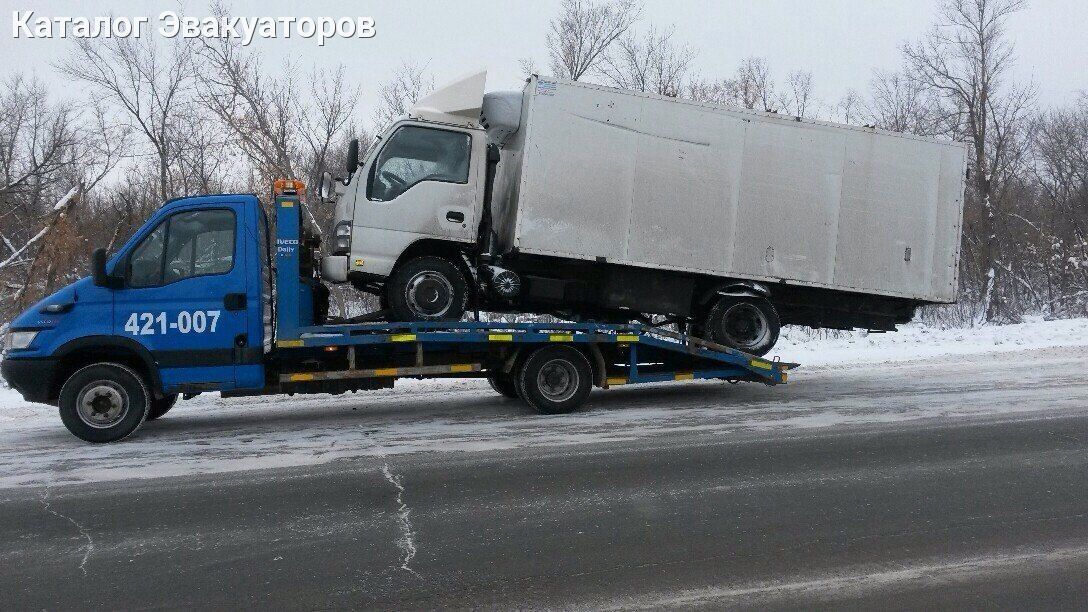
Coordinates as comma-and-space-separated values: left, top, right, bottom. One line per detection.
368, 125, 470, 201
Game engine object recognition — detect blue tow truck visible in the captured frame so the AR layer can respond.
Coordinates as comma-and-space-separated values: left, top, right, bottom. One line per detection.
1, 180, 795, 442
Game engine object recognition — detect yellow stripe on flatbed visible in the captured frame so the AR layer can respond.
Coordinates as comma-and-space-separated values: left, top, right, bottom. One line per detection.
549, 334, 573, 342
277, 339, 304, 348
449, 364, 474, 373
749, 359, 773, 370
674, 372, 694, 381
289, 373, 314, 381
606, 377, 628, 386
488, 334, 513, 342
616, 334, 639, 343
373, 367, 399, 377
390, 334, 416, 342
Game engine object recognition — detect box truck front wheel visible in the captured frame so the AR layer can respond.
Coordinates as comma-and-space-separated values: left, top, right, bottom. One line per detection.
517, 346, 593, 414
703, 296, 781, 356
58, 362, 151, 443
386, 256, 468, 322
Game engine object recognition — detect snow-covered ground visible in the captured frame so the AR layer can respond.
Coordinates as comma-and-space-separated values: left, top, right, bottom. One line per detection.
1, 317, 1086, 490
776, 315, 1088, 366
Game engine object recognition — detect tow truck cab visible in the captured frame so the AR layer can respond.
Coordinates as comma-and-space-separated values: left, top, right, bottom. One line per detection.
2, 193, 272, 405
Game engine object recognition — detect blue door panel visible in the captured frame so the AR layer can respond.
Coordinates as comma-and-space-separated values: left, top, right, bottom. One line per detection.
111, 202, 252, 391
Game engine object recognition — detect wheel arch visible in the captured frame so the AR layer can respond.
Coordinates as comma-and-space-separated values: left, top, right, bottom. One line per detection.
52, 336, 163, 401
391, 238, 475, 282
695, 280, 772, 311
511, 343, 604, 388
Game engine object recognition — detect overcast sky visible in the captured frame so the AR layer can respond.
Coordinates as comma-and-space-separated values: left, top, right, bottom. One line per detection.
3, 0, 1086, 124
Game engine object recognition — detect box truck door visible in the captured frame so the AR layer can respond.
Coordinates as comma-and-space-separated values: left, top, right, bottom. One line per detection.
352, 124, 478, 272
114, 205, 250, 392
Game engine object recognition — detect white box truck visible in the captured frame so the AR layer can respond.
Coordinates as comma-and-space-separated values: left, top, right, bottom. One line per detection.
320, 72, 968, 355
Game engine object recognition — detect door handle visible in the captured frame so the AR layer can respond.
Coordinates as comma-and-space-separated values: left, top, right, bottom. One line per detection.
446, 211, 465, 223
224, 293, 247, 311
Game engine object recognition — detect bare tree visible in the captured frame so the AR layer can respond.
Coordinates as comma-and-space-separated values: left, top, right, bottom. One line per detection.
778, 70, 814, 117
730, 57, 775, 111
196, 36, 300, 182
1030, 96, 1088, 315
373, 62, 432, 128
57, 36, 193, 202
866, 69, 947, 134
686, 57, 802, 115
903, 0, 1036, 322
547, 0, 642, 81
598, 26, 696, 96
684, 78, 732, 106
0, 76, 127, 321
0, 75, 76, 197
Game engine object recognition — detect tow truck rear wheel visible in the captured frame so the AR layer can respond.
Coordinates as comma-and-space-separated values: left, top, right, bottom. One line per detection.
517, 346, 593, 415
487, 373, 520, 399
58, 362, 150, 443
386, 256, 468, 322
146, 394, 178, 421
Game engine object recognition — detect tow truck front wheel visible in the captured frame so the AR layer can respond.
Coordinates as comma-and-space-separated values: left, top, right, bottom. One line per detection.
58, 363, 150, 443
517, 346, 593, 415
146, 394, 178, 421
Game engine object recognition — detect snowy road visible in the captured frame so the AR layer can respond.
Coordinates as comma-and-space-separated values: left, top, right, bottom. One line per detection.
1, 324, 1087, 607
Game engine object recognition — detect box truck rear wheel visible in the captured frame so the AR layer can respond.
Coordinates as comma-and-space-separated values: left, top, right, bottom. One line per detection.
703, 296, 781, 356
488, 373, 520, 399
58, 362, 151, 443
386, 256, 467, 322
517, 346, 592, 415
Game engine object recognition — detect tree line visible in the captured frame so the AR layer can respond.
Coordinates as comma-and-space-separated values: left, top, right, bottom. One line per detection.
0, 0, 1084, 329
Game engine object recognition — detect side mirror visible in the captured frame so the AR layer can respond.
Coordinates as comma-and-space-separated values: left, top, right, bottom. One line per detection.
319, 171, 335, 202
91, 248, 110, 287
345, 138, 359, 175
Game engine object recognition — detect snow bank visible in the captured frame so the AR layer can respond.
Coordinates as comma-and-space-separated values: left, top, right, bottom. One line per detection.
777, 316, 1088, 366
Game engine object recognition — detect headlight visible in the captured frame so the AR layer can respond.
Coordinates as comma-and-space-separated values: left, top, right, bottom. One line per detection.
6, 331, 38, 351
333, 221, 351, 254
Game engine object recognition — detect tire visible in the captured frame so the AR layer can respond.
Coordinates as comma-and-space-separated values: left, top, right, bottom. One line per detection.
702, 295, 781, 356
517, 346, 593, 415
385, 256, 468, 322
487, 373, 520, 399
58, 363, 150, 443
146, 394, 178, 421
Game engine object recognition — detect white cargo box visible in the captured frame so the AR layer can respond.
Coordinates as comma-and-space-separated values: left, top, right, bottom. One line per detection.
489, 76, 968, 303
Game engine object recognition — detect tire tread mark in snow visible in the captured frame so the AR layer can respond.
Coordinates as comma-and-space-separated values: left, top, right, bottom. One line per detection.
39, 486, 94, 576
381, 463, 423, 580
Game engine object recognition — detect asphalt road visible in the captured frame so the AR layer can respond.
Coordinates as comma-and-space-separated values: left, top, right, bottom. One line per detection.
2, 349, 1087, 609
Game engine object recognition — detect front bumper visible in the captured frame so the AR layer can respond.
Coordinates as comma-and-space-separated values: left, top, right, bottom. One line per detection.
321, 255, 349, 283
1, 357, 58, 404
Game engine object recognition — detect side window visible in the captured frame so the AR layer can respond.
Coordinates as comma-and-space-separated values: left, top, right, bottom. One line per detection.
126, 209, 236, 287
368, 126, 471, 202
127, 221, 167, 288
